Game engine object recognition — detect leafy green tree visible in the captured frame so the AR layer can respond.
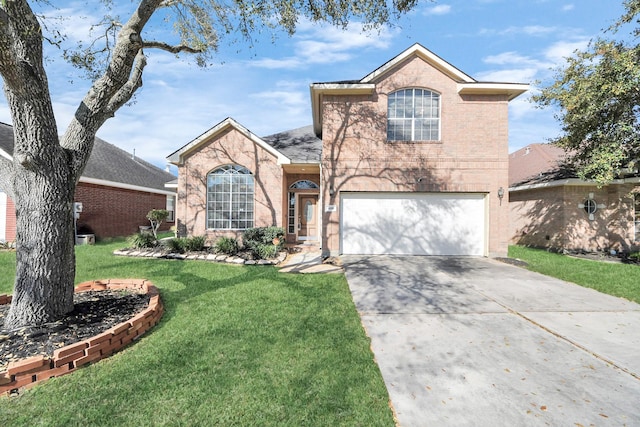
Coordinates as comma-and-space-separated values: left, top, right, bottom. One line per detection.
534, 0, 640, 185
0, 0, 418, 329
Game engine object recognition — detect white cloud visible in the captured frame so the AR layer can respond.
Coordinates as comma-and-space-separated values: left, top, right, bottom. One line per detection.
544, 39, 590, 64
562, 4, 575, 12
483, 51, 543, 67
476, 68, 539, 83
251, 20, 394, 69
424, 5, 452, 16
480, 25, 557, 37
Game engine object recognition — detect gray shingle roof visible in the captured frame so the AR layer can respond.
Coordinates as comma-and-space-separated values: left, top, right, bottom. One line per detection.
0, 122, 175, 192
261, 125, 321, 163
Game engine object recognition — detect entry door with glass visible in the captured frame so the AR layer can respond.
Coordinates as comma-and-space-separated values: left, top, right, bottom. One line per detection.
298, 195, 318, 240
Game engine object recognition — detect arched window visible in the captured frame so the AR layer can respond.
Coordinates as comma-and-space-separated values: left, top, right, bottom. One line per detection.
207, 165, 254, 230
289, 180, 319, 190
387, 88, 440, 141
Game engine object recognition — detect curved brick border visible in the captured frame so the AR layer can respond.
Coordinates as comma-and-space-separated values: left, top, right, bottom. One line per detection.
0, 279, 163, 397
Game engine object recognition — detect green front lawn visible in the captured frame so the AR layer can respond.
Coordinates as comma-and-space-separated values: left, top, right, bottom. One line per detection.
0, 240, 393, 426
508, 245, 640, 304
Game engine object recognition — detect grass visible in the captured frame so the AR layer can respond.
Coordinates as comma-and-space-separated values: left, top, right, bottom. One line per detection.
0, 240, 394, 426
509, 245, 640, 304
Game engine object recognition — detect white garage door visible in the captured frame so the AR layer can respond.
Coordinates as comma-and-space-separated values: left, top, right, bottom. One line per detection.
341, 192, 486, 256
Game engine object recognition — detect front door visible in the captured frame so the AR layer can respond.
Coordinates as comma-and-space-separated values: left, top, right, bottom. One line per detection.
298, 195, 318, 240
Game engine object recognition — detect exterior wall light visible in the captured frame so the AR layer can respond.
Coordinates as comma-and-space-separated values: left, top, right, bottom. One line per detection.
497, 187, 505, 205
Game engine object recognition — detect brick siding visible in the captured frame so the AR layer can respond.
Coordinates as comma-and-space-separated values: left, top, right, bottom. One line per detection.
3, 183, 173, 242
320, 56, 511, 256
176, 127, 284, 244
510, 183, 639, 252
75, 183, 173, 238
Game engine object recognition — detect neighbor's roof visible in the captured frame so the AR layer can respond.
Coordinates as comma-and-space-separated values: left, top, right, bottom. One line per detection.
509, 143, 573, 187
261, 125, 321, 163
0, 122, 176, 195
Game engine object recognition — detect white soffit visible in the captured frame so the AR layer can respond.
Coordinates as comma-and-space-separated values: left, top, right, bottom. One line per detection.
457, 83, 529, 101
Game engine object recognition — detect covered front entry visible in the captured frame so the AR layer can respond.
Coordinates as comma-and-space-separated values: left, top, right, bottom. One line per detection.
340, 192, 487, 256
286, 179, 320, 242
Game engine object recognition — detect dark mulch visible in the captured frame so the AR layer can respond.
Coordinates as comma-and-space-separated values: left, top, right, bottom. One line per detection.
0, 290, 150, 371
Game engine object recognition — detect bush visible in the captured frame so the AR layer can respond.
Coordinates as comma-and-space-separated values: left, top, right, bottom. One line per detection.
214, 237, 239, 255
128, 232, 156, 249
255, 243, 279, 260
166, 237, 187, 254
185, 235, 207, 252
242, 227, 285, 259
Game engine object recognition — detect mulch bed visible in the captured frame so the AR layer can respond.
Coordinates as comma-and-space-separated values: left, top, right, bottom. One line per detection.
0, 290, 150, 371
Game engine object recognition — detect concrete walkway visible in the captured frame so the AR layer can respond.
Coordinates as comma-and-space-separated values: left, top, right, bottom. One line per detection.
342, 255, 640, 427
278, 250, 343, 274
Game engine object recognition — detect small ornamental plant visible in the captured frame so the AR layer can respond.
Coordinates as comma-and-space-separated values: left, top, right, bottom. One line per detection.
147, 209, 169, 240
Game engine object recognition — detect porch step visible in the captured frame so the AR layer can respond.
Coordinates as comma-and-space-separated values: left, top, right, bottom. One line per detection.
286, 241, 321, 254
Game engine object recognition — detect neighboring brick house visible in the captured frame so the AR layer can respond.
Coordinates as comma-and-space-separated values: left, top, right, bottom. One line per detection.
168, 44, 528, 257
0, 122, 177, 242
509, 143, 640, 253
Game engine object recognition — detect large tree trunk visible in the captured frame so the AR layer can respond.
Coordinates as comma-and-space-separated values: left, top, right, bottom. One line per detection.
4, 172, 77, 329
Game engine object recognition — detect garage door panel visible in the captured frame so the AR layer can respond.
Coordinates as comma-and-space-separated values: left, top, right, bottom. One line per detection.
341, 193, 485, 256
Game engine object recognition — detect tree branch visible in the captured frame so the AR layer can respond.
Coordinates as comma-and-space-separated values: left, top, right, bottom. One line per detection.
142, 40, 202, 54
105, 49, 147, 114
0, 5, 29, 92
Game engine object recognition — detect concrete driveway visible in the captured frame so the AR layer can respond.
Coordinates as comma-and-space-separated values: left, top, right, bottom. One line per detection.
342, 255, 640, 427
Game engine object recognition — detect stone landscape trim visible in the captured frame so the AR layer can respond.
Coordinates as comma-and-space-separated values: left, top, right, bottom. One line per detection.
113, 248, 288, 265
0, 279, 163, 397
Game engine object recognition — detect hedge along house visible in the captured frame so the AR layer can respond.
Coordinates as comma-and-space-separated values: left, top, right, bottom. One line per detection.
0, 122, 177, 242
509, 143, 640, 253
168, 44, 528, 257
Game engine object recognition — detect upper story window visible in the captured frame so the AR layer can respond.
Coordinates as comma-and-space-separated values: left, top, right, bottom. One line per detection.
387, 88, 440, 141
207, 165, 254, 230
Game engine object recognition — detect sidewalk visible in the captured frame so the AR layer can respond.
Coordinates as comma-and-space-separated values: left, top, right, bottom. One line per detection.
278, 251, 343, 274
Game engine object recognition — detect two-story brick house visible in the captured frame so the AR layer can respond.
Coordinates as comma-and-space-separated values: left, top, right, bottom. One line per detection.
168, 44, 527, 257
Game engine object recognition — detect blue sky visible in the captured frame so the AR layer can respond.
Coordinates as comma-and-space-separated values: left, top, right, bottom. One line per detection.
0, 0, 629, 172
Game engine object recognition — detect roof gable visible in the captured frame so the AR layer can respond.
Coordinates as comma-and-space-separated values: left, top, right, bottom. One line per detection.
310, 44, 529, 136
361, 43, 476, 84
167, 117, 291, 166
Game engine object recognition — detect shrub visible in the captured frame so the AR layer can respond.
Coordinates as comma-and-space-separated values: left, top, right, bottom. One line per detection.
214, 237, 239, 255
256, 243, 279, 260
242, 227, 285, 259
128, 232, 156, 249
185, 235, 207, 252
166, 237, 187, 254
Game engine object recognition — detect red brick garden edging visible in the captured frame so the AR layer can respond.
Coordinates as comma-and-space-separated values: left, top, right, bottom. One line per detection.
0, 279, 163, 396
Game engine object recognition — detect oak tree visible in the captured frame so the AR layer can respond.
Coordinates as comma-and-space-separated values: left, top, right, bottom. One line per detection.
534, 0, 640, 185
0, 0, 417, 329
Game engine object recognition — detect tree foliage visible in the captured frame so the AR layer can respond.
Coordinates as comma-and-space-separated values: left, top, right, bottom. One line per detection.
533, 0, 640, 185
0, 0, 419, 328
